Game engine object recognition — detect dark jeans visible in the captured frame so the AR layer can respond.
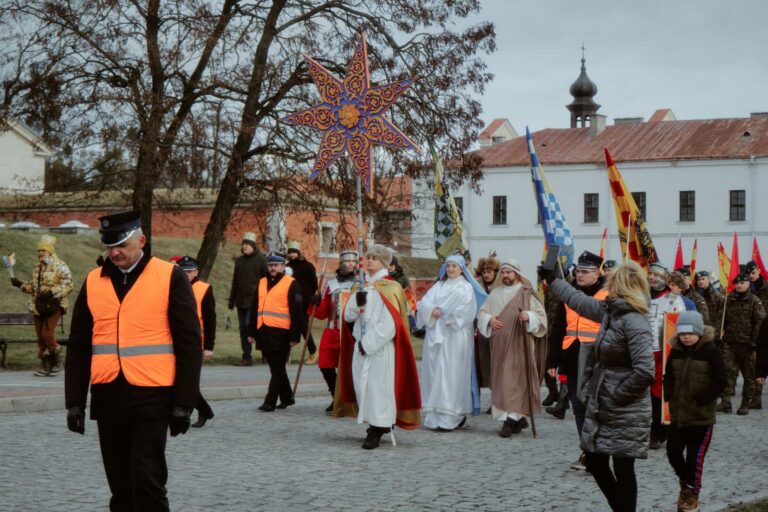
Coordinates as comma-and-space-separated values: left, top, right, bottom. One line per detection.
237, 307, 252, 361
651, 394, 668, 442
666, 424, 714, 497
566, 371, 586, 434
97, 418, 170, 512
320, 367, 336, 396
195, 392, 213, 419
299, 311, 317, 355
264, 349, 292, 406
585, 453, 637, 512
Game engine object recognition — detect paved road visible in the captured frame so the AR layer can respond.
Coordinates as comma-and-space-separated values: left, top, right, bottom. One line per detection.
2, 388, 767, 511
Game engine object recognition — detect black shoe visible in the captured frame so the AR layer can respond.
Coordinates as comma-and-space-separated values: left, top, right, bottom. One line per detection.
276, 398, 295, 409
191, 413, 214, 428
362, 428, 384, 449
499, 418, 516, 438
325, 402, 334, 414
749, 400, 762, 410
485, 406, 492, 414
541, 390, 558, 407
545, 404, 566, 420
236, 359, 253, 367
258, 403, 276, 412
435, 427, 451, 432
716, 401, 732, 413
511, 417, 529, 434
456, 416, 467, 429
649, 437, 663, 450
737, 404, 750, 415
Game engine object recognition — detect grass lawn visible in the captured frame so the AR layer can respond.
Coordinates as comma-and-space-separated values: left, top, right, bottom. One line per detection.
724, 499, 768, 512
0, 229, 422, 369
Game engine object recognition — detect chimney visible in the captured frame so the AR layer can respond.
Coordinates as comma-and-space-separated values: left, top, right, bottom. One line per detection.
588, 114, 606, 137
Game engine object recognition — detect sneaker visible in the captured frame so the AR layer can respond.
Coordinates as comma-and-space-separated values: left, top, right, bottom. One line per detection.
33, 367, 51, 377
715, 401, 732, 413
679, 486, 699, 511
570, 453, 587, 471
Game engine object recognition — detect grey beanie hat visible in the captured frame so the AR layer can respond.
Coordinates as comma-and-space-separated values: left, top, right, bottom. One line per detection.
676, 310, 705, 337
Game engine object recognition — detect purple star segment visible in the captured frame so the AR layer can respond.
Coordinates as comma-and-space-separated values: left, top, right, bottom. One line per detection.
281, 32, 418, 195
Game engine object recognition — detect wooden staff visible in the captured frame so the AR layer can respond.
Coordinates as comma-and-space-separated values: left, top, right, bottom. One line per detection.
292, 257, 329, 398
519, 305, 538, 439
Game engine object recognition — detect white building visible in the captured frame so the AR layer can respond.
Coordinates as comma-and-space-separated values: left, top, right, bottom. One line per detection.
412, 59, 768, 279
0, 117, 53, 194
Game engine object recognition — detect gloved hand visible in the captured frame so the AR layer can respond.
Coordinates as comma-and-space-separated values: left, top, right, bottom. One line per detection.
355, 291, 367, 307
358, 342, 367, 356
537, 265, 557, 285
67, 406, 85, 435
228, 302, 234, 310
169, 407, 192, 437
310, 294, 322, 306
10, 277, 22, 288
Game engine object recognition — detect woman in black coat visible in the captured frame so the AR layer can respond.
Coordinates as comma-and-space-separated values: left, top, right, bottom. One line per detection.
543, 260, 655, 512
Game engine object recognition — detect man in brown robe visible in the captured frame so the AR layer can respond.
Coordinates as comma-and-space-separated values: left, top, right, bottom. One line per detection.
477, 259, 547, 437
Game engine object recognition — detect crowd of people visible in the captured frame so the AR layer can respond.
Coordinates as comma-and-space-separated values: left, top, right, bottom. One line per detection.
8, 210, 768, 512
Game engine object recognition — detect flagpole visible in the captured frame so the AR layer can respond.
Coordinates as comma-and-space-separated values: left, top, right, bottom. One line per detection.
355, 175, 366, 336
293, 257, 329, 398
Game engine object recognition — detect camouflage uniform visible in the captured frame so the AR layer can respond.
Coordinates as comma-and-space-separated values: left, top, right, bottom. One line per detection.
749, 276, 768, 406
699, 286, 724, 344
683, 286, 711, 327
720, 290, 766, 409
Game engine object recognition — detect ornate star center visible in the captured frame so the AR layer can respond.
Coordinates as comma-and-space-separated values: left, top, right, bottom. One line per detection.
339, 104, 361, 129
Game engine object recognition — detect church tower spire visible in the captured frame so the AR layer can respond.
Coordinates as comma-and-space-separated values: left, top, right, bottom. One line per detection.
566, 45, 600, 128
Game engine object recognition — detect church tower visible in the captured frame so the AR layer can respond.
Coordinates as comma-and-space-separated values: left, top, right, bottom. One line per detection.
566, 47, 600, 128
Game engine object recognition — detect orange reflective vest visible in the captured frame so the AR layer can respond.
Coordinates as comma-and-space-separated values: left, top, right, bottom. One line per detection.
191, 280, 211, 346
563, 288, 609, 350
87, 257, 176, 387
256, 275, 294, 330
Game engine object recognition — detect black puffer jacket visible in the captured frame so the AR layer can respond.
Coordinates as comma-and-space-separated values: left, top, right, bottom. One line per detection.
551, 279, 655, 459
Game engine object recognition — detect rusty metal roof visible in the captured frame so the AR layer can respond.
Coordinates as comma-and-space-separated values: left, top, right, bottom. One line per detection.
478, 118, 508, 140
477, 117, 768, 167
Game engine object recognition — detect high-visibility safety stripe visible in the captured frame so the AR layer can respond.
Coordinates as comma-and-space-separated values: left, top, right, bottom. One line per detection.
565, 330, 599, 340
92, 344, 118, 355
256, 275, 294, 330
257, 311, 290, 319
92, 344, 173, 356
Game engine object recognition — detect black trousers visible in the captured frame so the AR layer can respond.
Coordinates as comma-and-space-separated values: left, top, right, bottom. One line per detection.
299, 311, 317, 354
585, 453, 637, 512
97, 418, 169, 512
651, 394, 668, 442
264, 349, 292, 406
195, 392, 213, 418
320, 367, 336, 396
666, 424, 714, 497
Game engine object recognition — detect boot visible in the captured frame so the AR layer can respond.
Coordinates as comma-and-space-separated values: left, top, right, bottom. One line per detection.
362, 426, 386, 450
48, 347, 63, 375
736, 403, 750, 415
191, 412, 214, 428
542, 373, 558, 406
33, 355, 51, 377
715, 400, 732, 413
499, 418, 516, 438
545, 384, 569, 419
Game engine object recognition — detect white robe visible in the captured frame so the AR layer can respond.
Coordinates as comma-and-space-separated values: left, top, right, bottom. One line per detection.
477, 283, 545, 422
344, 268, 396, 428
416, 276, 477, 429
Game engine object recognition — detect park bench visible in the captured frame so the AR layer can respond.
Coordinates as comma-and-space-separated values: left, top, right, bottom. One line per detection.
0, 313, 65, 369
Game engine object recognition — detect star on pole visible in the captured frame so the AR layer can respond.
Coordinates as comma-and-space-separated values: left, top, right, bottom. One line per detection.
281, 33, 418, 195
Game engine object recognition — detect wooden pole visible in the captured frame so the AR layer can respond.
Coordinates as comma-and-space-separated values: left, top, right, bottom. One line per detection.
519, 306, 538, 439
292, 257, 329, 398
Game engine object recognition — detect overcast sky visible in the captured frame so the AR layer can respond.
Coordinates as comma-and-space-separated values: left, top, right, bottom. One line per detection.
466, 0, 768, 132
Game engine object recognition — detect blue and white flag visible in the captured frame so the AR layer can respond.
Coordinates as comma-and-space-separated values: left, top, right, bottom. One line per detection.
526, 126, 574, 270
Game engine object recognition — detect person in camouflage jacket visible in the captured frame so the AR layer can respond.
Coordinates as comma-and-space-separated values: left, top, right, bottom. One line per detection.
10, 235, 73, 376
675, 267, 711, 326
717, 273, 766, 414
696, 271, 725, 344
746, 261, 768, 407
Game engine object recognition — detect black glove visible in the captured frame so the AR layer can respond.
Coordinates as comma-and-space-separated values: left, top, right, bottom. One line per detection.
537, 265, 557, 285
168, 407, 192, 437
10, 277, 22, 288
67, 406, 85, 435
310, 294, 322, 306
228, 302, 234, 310
358, 342, 367, 356
355, 291, 367, 307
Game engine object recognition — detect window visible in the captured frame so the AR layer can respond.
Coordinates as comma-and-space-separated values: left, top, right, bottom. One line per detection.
679, 191, 695, 222
584, 193, 599, 223
730, 190, 746, 221
454, 196, 464, 220
492, 196, 506, 225
318, 223, 336, 255
631, 191, 647, 220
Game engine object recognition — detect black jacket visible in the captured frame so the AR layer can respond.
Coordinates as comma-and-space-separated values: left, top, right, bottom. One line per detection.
229, 251, 268, 309
192, 277, 216, 351
287, 258, 318, 301
547, 277, 605, 374
65, 254, 202, 421
248, 273, 303, 351
663, 331, 726, 427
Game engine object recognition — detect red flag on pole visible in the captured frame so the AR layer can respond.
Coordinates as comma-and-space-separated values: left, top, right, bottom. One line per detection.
689, 239, 698, 277
727, 232, 740, 293
673, 237, 684, 270
599, 227, 608, 259
752, 237, 768, 280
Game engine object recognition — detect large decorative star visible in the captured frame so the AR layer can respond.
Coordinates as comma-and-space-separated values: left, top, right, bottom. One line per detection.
281, 33, 418, 195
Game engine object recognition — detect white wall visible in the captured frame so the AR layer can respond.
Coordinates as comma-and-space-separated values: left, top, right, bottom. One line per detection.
414, 156, 767, 279
0, 128, 48, 193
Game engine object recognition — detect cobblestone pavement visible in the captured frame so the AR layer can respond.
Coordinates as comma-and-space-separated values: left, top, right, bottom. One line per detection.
1, 387, 766, 512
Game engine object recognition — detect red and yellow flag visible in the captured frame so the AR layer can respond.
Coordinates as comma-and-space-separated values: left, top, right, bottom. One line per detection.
605, 148, 659, 271
727, 232, 740, 293
752, 237, 768, 280
717, 242, 730, 291
689, 239, 698, 278
673, 237, 684, 270
599, 227, 608, 259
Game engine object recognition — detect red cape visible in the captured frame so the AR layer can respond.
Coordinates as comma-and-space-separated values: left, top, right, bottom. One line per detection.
333, 280, 421, 429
